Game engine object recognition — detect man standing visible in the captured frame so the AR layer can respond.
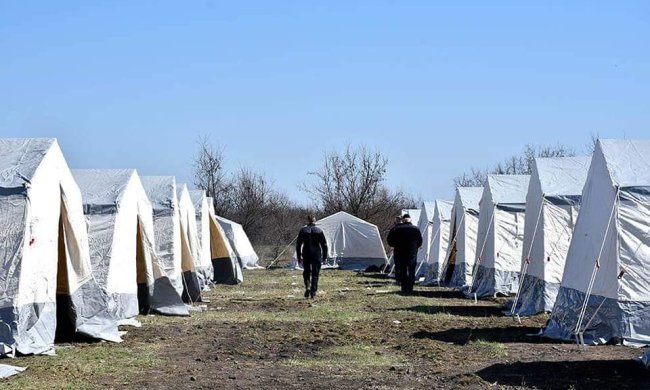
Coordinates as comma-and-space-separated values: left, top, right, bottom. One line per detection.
387, 214, 422, 294
388, 216, 404, 283
296, 215, 328, 299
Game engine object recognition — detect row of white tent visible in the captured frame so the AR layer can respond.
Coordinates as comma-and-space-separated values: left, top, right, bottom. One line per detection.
405, 139, 650, 357
0, 138, 260, 358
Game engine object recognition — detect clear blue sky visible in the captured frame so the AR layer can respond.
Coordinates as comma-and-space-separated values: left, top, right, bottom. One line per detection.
1, 1, 648, 204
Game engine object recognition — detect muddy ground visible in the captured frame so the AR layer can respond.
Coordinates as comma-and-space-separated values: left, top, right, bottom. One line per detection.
5, 270, 650, 389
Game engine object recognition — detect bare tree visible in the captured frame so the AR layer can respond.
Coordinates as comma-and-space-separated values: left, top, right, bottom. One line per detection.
584, 132, 600, 154
193, 137, 232, 215
453, 143, 576, 186
303, 145, 412, 238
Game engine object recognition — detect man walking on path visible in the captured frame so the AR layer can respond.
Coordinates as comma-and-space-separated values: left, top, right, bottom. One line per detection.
296, 215, 328, 299
387, 214, 422, 294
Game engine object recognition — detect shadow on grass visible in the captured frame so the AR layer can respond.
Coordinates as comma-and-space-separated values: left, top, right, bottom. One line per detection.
394, 304, 504, 318
357, 272, 391, 280
412, 326, 561, 345
475, 359, 649, 390
410, 290, 467, 299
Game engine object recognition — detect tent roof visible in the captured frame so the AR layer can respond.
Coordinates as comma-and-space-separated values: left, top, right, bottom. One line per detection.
72, 169, 135, 205
0, 138, 56, 188
435, 200, 454, 220
598, 139, 650, 187
486, 174, 530, 205
189, 189, 205, 206
457, 187, 483, 212
176, 183, 188, 199
318, 211, 377, 227
216, 215, 243, 228
421, 201, 436, 222
535, 157, 590, 196
141, 176, 176, 211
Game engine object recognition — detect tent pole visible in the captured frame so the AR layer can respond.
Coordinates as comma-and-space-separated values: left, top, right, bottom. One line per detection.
266, 235, 298, 269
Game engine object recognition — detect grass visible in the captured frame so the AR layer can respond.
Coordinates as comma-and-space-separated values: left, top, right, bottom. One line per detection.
286, 344, 409, 369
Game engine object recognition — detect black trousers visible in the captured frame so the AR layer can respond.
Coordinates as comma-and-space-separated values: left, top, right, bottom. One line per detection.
303, 258, 322, 293
395, 257, 416, 293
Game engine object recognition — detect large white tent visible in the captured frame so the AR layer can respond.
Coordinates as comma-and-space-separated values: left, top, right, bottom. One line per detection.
509, 157, 590, 317
469, 174, 530, 298
544, 140, 650, 347
0, 138, 120, 357
436, 187, 482, 288
299, 211, 387, 270
141, 176, 200, 304
189, 189, 215, 287
217, 216, 261, 269
416, 202, 436, 267
72, 169, 187, 319
419, 200, 454, 282
207, 198, 243, 284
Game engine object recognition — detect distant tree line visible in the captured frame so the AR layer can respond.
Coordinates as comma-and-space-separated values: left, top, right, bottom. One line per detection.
194, 135, 595, 265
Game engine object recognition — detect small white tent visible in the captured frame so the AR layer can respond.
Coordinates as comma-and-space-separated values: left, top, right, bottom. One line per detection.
544, 140, 650, 347
419, 200, 454, 282
141, 177, 200, 304
509, 157, 590, 317
206, 198, 243, 284
72, 169, 187, 319
434, 187, 482, 288
303, 211, 387, 270
0, 139, 120, 357
189, 189, 215, 287
217, 216, 261, 269
416, 202, 436, 266
469, 174, 530, 298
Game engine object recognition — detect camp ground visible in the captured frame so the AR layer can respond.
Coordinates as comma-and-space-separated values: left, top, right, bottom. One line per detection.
206, 198, 244, 284
544, 139, 650, 349
419, 199, 453, 283
439, 187, 482, 289
189, 190, 215, 287
469, 174, 530, 299
508, 156, 590, 318
217, 216, 261, 269
71, 169, 187, 320
0, 139, 121, 358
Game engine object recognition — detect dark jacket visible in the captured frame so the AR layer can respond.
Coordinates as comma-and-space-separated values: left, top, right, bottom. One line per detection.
387, 222, 423, 261
296, 223, 328, 262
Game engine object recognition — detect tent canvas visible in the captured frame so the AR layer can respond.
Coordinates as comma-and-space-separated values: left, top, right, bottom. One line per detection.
434, 187, 482, 288
509, 157, 590, 317
72, 169, 187, 319
0, 138, 120, 357
544, 140, 650, 347
416, 202, 436, 266
175, 183, 203, 302
206, 198, 243, 284
189, 189, 215, 286
419, 200, 453, 282
217, 216, 260, 269
470, 175, 530, 298
300, 211, 387, 270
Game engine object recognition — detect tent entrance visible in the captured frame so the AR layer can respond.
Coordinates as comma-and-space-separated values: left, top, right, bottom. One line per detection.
180, 217, 201, 303
55, 202, 75, 342
135, 218, 150, 314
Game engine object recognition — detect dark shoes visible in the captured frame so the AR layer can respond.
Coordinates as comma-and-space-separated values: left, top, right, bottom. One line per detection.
304, 289, 310, 298
310, 291, 316, 299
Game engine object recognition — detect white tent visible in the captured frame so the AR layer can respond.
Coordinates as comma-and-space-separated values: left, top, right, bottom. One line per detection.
206, 198, 243, 284
217, 216, 261, 269
419, 200, 453, 282
434, 187, 482, 288
544, 140, 650, 347
469, 174, 530, 298
175, 183, 203, 302
0, 138, 120, 357
72, 169, 187, 319
416, 202, 436, 266
189, 189, 215, 287
509, 157, 590, 317
300, 211, 387, 270
141, 176, 200, 304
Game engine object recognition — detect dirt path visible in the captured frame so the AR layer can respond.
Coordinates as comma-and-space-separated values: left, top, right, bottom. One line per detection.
6, 270, 650, 389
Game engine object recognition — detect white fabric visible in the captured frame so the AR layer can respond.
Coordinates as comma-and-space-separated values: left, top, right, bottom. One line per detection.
216, 216, 260, 269
425, 200, 453, 274
176, 183, 201, 275
417, 201, 437, 263
189, 190, 214, 280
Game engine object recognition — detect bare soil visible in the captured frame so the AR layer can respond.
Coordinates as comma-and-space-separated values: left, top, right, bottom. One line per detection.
5, 270, 650, 389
